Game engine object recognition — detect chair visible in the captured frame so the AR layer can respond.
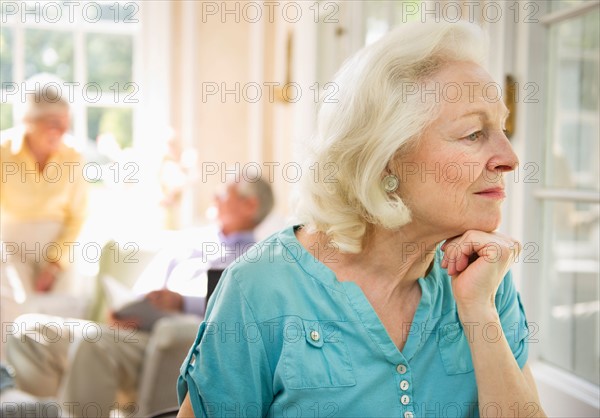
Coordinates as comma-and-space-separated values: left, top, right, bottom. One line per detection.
87, 239, 209, 416
206, 268, 224, 306
148, 406, 179, 418
87, 239, 159, 322
137, 269, 224, 416
137, 315, 201, 416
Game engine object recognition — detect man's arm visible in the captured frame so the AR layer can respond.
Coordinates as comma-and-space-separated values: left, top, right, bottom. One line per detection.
181, 296, 205, 316
144, 291, 204, 316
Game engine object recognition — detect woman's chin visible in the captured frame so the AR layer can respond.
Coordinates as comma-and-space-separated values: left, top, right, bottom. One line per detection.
470, 217, 501, 233
453, 215, 502, 236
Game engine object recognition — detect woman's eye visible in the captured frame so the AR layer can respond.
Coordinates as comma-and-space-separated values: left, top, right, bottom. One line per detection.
464, 131, 483, 141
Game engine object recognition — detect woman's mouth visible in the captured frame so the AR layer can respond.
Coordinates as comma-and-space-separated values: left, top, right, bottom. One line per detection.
474, 187, 506, 199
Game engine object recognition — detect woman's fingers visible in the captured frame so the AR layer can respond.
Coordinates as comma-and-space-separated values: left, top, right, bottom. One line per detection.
441, 230, 520, 276
455, 251, 471, 273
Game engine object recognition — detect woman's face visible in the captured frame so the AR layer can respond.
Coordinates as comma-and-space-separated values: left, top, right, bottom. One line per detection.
394, 61, 518, 238
25, 110, 70, 155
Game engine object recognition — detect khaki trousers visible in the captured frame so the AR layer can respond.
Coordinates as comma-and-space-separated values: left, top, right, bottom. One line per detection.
5, 314, 150, 418
1, 221, 74, 361
0, 220, 71, 294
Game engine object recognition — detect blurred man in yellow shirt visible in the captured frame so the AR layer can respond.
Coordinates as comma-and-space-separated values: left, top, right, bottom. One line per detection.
1, 75, 88, 352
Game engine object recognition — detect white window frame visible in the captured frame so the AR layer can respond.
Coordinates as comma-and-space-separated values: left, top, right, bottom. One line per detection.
511, 1, 600, 415
1, 0, 141, 148
310, 0, 600, 415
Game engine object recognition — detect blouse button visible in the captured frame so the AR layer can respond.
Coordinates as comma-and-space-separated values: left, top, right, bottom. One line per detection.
404, 412, 414, 418
396, 364, 407, 374
400, 380, 409, 390
310, 330, 320, 341
401, 395, 410, 405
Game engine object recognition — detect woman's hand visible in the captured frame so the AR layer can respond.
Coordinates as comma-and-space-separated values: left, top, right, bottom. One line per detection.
34, 262, 61, 292
441, 230, 521, 319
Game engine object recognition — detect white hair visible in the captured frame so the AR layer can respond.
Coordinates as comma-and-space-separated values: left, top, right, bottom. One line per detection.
20, 73, 70, 121
236, 175, 275, 225
295, 21, 487, 253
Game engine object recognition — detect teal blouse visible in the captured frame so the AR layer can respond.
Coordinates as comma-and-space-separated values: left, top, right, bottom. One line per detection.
178, 226, 530, 417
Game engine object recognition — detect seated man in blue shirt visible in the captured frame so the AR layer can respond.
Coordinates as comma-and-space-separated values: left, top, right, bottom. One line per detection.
125, 177, 267, 321
5, 175, 274, 418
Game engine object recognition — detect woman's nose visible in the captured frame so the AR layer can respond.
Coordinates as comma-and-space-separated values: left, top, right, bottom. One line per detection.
488, 133, 519, 173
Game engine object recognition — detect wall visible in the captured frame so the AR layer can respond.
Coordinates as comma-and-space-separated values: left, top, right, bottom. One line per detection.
167, 1, 296, 233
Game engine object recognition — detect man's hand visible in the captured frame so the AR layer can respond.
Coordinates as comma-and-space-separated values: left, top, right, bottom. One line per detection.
441, 230, 521, 320
107, 311, 140, 330
145, 289, 184, 312
34, 262, 61, 292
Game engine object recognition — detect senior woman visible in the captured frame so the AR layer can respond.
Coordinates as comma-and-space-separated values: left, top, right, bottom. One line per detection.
178, 21, 545, 417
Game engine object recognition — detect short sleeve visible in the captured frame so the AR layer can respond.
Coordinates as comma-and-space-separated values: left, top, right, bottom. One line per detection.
177, 268, 273, 416
495, 270, 530, 369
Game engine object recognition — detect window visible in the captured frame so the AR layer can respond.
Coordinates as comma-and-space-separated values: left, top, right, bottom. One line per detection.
1, 0, 150, 275
363, 0, 421, 45
314, 1, 422, 100
0, 0, 140, 149
537, 1, 600, 385
1, 24, 13, 130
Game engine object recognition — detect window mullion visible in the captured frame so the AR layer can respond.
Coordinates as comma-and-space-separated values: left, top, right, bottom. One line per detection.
9, 23, 24, 127
540, 1, 600, 26
13, 23, 24, 84
73, 27, 87, 144
534, 189, 600, 203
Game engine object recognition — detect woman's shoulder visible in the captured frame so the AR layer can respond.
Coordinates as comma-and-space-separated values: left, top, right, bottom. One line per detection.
211, 225, 347, 320
226, 225, 300, 272
226, 225, 332, 280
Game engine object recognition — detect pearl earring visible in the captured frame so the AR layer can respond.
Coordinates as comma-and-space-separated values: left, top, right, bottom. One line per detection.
382, 174, 399, 193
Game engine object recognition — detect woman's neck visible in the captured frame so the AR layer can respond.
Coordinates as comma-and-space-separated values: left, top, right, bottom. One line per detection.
296, 223, 443, 303
24, 135, 51, 168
